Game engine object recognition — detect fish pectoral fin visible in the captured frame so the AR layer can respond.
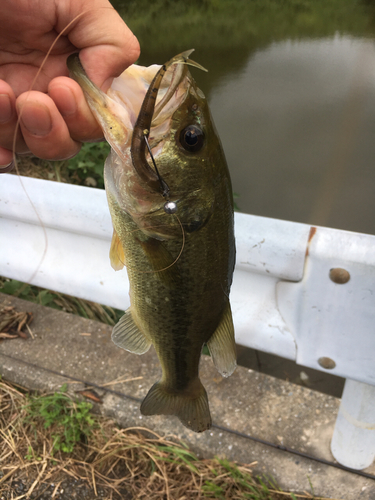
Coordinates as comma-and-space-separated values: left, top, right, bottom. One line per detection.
109, 229, 126, 271
112, 308, 151, 355
140, 379, 211, 433
207, 300, 237, 378
139, 238, 180, 287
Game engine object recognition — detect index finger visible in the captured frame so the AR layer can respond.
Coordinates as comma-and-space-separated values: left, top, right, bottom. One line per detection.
56, 0, 140, 91
48, 76, 104, 143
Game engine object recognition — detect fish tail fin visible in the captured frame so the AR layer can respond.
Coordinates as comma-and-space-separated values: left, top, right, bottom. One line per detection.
140, 379, 211, 433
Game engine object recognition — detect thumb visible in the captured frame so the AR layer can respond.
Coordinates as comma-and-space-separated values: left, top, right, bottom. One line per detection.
59, 0, 140, 90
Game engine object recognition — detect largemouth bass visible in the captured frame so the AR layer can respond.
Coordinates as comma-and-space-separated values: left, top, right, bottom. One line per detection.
67, 51, 236, 433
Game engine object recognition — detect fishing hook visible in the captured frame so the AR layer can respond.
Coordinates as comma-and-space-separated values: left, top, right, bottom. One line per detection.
143, 133, 177, 214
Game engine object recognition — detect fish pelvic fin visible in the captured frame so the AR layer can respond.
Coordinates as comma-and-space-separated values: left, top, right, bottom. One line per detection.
140, 379, 211, 433
112, 308, 151, 355
109, 229, 125, 271
207, 300, 237, 378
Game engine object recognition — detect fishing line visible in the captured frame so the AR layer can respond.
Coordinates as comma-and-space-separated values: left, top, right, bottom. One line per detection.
143, 133, 169, 198
118, 214, 186, 273
155, 214, 185, 272
10, 12, 86, 295
6, 21, 373, 487
143, 133, 177, 215
1, 351, 375, 482
11, 7, 114, 287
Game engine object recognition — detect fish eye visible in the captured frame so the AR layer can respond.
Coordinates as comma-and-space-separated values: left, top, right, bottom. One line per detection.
179, 125, 204, 152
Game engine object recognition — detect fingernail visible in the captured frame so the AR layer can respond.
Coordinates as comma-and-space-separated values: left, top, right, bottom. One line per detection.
0, 160, 14, 173
20, 102, 52, 136
53, 86, 77, 117
0, 94, 13, 123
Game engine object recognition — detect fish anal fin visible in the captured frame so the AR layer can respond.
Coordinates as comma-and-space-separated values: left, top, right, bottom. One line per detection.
110, 229, 125, 271
112, 308, 151, 355
140, 238, 180, 287
207, 301, 237, 378
140, 379, 211, 433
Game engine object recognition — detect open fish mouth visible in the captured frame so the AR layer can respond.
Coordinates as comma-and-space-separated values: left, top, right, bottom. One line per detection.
67, 51, 208, 230
130, 50, 208, 199
67, 50, 205, 169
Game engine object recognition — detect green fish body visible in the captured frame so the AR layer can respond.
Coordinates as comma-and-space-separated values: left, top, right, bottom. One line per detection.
68, 52, 236, 432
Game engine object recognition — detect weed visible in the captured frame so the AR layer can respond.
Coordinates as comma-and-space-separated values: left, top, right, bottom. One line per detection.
22, 384, 96, 455
203, 480, 226, 499
67, 141, 110, 188
0, 377, 332, 499
0, 276, 123, 326
1, 279, 34, 302
14, 142, 109, 188
155, 443, 200, 473
201, 458, 277, 499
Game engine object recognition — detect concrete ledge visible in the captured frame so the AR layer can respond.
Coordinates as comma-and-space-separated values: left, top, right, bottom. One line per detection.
1, 293, 374, 498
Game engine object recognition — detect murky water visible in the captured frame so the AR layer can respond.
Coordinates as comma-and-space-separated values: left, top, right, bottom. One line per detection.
137, 34, 375, 235
126, 3, 375, 395
209, 36, 375, 235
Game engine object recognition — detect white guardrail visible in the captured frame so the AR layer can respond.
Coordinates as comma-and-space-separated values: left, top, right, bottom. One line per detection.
1, 173, 375, 470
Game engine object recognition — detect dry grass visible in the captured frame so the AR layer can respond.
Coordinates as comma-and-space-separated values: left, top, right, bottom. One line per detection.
13, 142, 110, 188
0, 305, 33, 341
0, 278, 123, 327
12, 155, 71, 184
3, 157, 331, 500
0, 378, 332, 500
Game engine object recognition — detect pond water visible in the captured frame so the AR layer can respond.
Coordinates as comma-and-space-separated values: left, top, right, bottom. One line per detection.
209, 36, 375, 234
138, 35, 375, 235
124, 2, 375, 396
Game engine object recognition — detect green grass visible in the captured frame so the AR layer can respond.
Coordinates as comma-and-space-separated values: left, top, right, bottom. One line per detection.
15, 142, 110, 189
67, 141, 111, 188
22, 384, 96, 455
1, 377, 329, 499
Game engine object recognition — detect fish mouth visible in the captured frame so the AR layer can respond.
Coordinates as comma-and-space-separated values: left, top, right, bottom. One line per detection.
67, 51, 206, 184
130, 50, 207, 198
67, 53, 190, 161
67, 51, 207, 234
67, 53, 134, 155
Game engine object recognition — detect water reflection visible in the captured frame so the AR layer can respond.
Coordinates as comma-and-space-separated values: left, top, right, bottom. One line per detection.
209, 36, 375, 235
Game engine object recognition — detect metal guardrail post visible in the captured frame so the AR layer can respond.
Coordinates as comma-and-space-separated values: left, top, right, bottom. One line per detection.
331, 379, 375, 469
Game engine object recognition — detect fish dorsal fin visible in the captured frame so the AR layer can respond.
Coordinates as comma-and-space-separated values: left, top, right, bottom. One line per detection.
112, 308, 151, 355
207, 300, 237, 378
109, 229, 125, 271
139, 238, 181, 287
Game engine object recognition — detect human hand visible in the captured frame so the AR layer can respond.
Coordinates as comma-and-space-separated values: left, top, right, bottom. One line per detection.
0, 0, 140, 171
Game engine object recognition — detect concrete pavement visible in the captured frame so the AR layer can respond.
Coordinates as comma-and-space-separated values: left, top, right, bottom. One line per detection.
1, 292, 374, 499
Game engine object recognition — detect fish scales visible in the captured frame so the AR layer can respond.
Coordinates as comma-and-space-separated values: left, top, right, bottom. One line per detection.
68, 51, 236, 432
